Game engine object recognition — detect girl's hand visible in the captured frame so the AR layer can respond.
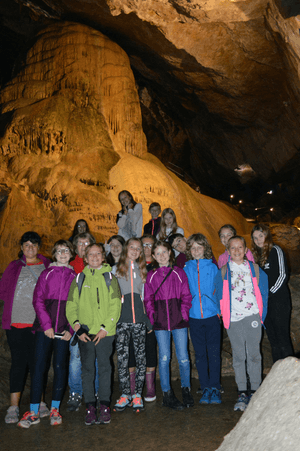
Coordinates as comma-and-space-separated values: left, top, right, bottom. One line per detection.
61, 331, 72, 341
44, 328, 54, 339
93, 329, 107, 345
78, 333, 91, 342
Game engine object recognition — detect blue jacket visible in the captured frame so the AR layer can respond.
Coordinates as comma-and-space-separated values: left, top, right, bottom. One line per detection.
214, 260, 268, 329
184, 259, 219, 320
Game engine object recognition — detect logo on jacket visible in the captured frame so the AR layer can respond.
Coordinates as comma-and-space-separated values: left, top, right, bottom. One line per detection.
251, 321, 259, 328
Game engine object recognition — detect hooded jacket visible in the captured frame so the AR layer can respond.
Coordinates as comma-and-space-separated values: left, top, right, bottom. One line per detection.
0, 254, 51, 330
144, 266, 192, 331
66, 264, 122, 336
184, 258, 219, 320
32, 263, 76, 333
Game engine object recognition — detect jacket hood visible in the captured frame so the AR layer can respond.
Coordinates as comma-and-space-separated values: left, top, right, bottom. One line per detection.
83, 263, 112, 275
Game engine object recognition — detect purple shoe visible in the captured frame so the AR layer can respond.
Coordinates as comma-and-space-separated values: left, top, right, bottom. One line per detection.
98, 404, 111, 424
85, 404, 97, 425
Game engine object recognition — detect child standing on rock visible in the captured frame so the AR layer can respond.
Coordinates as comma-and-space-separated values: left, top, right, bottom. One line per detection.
214, 236, 268, 412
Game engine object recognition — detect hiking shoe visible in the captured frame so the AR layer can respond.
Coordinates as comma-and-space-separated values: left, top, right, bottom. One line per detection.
132, 394, 144, 413
114, 395, 132, 412
234, 392, 249, 412
5, 406, 19, 424
85, 404, 97, 425
18, 411, 40, 428
210, 388, 222, 404
67, 392, 82, 412
182, 387, 194, 408
50, 408, 62, 425
199, 388, 212, 405
39, 401, 50, 418
98, 404, 111, 424
162, 389, 184, 411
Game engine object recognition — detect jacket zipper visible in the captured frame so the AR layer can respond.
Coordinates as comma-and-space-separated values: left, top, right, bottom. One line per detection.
164, 267, 171, 330
197, 261, 203, 319
55, 267, 64, 332
131, 261, 136, 323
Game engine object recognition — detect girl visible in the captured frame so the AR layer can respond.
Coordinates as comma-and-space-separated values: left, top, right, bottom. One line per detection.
251, 224, 294, 362
69, 219, 90, 243
143, 202, 161, 236
1, 232, 50, 424
66, 243, 122, 425
217, 224, 255, 269
114, 238, 151, 412
156, 208, 184, 243
144, 241, 193, 410
18, 240, 76, 428
214, 236, 268, 412
116, 190, 143, 241
184, 234, 221, 405
106, 235, 125, 273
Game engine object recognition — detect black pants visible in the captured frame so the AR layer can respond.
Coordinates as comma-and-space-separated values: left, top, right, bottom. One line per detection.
128, 329, 157, 368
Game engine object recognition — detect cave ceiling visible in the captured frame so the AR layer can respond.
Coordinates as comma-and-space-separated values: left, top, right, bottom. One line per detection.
1, 0, 300, 209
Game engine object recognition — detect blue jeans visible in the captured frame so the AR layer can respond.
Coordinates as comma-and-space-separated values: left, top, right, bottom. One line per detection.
68, 337, 99, 396
155, 328, 190, 392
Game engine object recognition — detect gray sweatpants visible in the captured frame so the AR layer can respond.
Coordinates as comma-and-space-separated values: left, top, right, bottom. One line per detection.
227, 313, 262, 391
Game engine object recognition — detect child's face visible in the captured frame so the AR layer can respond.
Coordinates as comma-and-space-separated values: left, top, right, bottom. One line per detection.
119, 192, 131, 208
110, 239, 123, 259
172, 237, 186, 253
55, 245, 71, 265
150, 206, 161, 220
252, 230, 266, 248
190, 242, 205, 260
85, 245, 104, 269
142, 237, 154, 260
77, 221, 86, 234
77, 238, 91, 258
164, 213, 174, 228
220, 228, 234, 248
153, 245, 171, 267
127, 241, 142, 261
228, 239, 247, 265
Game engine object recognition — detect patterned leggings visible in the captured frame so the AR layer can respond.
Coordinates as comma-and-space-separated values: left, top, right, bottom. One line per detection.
116, 322, 146, 396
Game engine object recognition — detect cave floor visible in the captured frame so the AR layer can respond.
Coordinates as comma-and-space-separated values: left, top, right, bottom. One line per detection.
0, 376, 242, 451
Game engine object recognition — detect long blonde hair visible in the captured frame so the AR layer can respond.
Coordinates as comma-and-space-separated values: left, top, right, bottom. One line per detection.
116, 238, 147, 283
157, 208, 178, 240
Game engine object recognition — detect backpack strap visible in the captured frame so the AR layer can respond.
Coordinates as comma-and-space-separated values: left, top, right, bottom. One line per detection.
77, 270, 113, 298
221, 265, 227, 280
154, 268, 173, 297
103, 272, 112, 290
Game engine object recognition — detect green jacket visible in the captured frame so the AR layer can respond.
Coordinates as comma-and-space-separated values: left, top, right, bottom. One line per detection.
66, 264, 121, 336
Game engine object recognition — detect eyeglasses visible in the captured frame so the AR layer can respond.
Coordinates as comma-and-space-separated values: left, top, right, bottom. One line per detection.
143, 243, 153, 248
56, 248, 71, 255
77, 242, 90, 247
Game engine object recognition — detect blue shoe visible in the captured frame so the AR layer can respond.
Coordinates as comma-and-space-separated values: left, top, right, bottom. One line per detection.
199, 388, 212, 404
114, 394, 132, 412
210, 388, 222, 404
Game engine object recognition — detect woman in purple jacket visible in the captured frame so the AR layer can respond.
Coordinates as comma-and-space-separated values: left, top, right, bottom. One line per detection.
1, 231, 51, 424
18, 240, 76, 428
144, 241, 193, 411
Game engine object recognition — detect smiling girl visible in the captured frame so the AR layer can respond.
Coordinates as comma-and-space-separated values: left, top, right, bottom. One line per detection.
144, 240, 193, 410
156, 208, 184, 242
116, 190, 143, 241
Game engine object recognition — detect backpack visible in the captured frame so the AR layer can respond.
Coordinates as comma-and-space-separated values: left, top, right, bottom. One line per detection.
76, 271, 112, 297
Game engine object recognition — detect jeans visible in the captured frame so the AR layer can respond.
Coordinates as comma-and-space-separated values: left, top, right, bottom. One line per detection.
155, 328, 190, 392
68, 337, 99, 396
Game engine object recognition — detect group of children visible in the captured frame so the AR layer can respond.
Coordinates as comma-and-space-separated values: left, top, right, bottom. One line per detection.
4, 197, 280, 428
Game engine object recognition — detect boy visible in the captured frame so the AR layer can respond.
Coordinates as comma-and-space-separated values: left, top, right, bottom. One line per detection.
169, 233, 187, 268
143, 202, 161, 236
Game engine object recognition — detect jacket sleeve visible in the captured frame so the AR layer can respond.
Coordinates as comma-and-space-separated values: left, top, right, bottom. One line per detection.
269, 246, 288, 295
213, 270, 223, 310
258, 267, 269, 323
0, 261, 16, 302
144, 272, 156, 324
128, 203, 143, 237
246, 249, 255, 263
101, 276, 122, 335
33, 270, 52, 331
116, 210, 127, 229
66, 279, 80, 327
179, 270, 192, 322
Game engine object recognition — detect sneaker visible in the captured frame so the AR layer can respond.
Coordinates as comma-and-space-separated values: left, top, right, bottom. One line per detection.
210, 388, 222, 404
182, 387, 194, 408
5, 406, 19, 424
39, 402, 50, 418
199, 388, 212, 405
114, 394, 132, 412
85, 404, 97, 425
132, 394, 144, 413
50, 408, 62, 426
18, 411, 40, 428
98, 404, 111, 424
67, 392, 82, 412
234, 392, 249, 412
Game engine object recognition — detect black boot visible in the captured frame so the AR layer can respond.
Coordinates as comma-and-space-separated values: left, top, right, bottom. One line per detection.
182, 387, 194, 408
162, 389, 184, 411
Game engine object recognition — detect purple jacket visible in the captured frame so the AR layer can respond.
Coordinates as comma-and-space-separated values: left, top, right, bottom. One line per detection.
32, 265, 76, 333
0, 254, 51, 330
144, 266, 192, 331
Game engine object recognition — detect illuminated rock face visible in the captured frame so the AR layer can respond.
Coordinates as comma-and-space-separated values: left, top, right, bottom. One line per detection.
0, 21, 252, 271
